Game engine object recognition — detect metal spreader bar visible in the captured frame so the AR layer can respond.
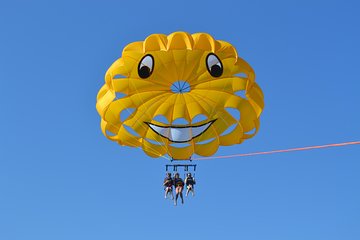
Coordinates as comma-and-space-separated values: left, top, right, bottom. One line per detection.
165, 164, 197, 172
171, 157, 192, 162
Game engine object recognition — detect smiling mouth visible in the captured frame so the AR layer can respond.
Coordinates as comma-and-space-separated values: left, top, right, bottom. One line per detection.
145, 120, 216, 143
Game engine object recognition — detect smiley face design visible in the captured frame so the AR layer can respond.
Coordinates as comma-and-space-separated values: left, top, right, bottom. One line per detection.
96, 32, 264, 159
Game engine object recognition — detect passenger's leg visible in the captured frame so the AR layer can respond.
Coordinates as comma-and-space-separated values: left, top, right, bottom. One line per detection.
180, 187, 184, 204
165, 187, 169, 198
170, 188, 174, 200
174, 187, 179, 205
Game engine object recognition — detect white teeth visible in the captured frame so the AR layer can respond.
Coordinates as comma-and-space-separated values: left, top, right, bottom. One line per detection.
147, 121, 213, 143
170, 128, 191, 142
149, 125, 170, 138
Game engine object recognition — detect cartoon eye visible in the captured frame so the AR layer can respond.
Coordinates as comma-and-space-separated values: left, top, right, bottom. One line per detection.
138, 55, 154, 79
206, 53, 223, 77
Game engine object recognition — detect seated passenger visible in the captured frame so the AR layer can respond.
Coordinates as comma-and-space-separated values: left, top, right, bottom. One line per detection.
184, 173, 196, 197
173, 172, 184, 206
163, 172, 174, 200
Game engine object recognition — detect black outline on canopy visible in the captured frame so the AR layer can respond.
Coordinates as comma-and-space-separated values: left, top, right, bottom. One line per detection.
144, 119, 217, 143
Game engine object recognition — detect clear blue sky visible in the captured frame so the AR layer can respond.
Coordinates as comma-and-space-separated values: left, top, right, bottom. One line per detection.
1, 0, 359, 239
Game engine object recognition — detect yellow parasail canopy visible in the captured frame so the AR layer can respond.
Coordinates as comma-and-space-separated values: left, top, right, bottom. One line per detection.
96, 32, 264, 159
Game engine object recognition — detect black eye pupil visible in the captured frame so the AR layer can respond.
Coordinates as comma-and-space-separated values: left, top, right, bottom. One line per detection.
138, 66, 151, 78
210, 65, 223, 77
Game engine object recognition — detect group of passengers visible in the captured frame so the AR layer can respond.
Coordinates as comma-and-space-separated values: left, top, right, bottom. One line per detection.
163, 172, 196, 206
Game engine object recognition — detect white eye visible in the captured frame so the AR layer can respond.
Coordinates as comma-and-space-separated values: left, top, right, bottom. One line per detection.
138, 55, 154, 78
206, 53, 223, 77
